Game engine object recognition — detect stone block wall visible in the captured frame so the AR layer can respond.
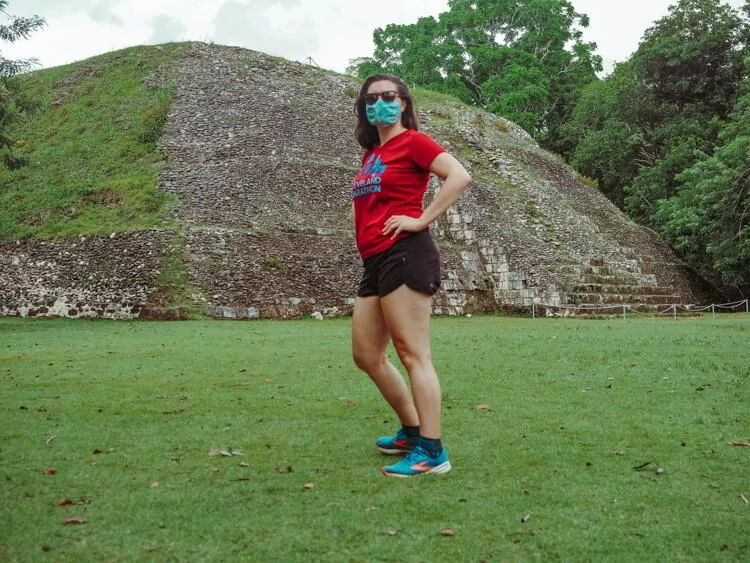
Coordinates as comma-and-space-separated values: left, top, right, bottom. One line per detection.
0, 230, 171, 319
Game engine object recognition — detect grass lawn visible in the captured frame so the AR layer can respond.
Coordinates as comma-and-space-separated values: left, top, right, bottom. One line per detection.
1, 315, 748, 562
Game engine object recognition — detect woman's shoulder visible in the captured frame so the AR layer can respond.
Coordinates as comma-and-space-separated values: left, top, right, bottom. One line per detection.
405, 129, 434, 141
405, 129, 444, 152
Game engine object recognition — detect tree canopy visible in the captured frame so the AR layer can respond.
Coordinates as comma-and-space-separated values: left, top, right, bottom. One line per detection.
348, 0, 602, 152
564, 0, 749, 293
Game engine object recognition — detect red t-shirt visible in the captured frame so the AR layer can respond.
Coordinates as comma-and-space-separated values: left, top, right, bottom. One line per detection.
351, 129, 445, 259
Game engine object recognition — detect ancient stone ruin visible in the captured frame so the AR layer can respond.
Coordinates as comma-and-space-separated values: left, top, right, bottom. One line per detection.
0, 43, 715, 319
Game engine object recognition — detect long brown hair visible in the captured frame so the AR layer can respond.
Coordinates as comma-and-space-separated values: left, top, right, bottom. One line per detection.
354, 74, 419, 150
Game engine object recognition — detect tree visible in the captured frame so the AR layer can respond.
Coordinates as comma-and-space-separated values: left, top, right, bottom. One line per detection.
0, 0, 46, 169
622, 0, 747, 227
656, 82, 750, 293
566, 0, 747, 215
350, 0, 601, 151
636, 0, 746, 118
563, 61, 656, 206
564, 0, 750, 294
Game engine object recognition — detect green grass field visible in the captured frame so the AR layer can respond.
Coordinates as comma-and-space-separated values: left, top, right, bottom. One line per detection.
1, 316, 748, 562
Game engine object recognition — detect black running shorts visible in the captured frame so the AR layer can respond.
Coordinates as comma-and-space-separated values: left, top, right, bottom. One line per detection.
357, 231, 442, 298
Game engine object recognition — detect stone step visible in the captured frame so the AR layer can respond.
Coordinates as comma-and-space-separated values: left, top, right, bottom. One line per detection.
581, 266, 612, 276
562, 292, 679, 305
578, 273, 647, 285
563, 283, 678, 296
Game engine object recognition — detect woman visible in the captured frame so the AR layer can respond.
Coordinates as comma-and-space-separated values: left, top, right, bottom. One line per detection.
351, 74, 472, 477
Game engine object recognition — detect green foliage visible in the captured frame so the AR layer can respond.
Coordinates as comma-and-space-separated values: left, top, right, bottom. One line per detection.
564, 0, 750, 293
636, 0, 746, 117
0, 0, 46, 168
0, 0, 46, 77
350, 0, 601, 149
575, 173, 597, 189
0, 45, 188, 240
138, 86, 173, 145
1, 316, 748, 561
656, 85, 750, 289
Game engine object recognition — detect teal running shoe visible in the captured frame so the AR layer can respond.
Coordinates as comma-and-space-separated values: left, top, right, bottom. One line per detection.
376, 428, 418, 455
381, 445, 451, 477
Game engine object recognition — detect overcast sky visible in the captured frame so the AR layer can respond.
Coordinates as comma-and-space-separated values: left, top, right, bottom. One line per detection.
2, 0, 746, 76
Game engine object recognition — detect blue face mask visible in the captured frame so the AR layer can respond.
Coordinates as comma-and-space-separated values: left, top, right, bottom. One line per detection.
366, 99, 402, 127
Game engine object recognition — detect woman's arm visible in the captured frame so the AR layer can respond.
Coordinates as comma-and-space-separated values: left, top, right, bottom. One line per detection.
382, 152, 472, 238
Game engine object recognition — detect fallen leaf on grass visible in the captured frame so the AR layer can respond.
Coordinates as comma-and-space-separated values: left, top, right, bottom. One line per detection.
385, 530, 398, 536
150, 481, 160, 488
728, 440, 750, 447
303, 482, 315, 490
209, 448, 245, 457
275, 466, 294, 474
521, 513, 532, 524
43, 467, 57, 475
239, 462, 249, 468
740, 494, 748, 505
439, 528, 455, 536
56, 497, 91, 507
474, 404, 490, 411
63, 517, 87, 525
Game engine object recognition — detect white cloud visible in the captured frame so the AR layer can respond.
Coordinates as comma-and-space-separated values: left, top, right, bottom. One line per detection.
88, 1, 123, 26
150, 14, 187, 44
213, 0, 319, 61
2, 0, 747, 75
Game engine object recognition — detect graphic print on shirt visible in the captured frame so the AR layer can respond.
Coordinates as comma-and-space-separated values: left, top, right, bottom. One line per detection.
352, 153, 387, 199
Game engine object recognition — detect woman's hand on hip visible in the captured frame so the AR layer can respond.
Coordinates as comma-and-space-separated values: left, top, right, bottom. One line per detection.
382, 215, 426, 239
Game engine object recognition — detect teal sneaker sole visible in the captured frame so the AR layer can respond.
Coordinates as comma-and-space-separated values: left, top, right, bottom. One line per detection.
381, 460, 452, 478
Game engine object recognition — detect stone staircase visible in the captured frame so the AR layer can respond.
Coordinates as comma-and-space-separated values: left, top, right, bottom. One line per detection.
560, 258, 680, 306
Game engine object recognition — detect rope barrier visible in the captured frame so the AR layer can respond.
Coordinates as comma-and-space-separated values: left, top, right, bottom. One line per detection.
531, 299, 749, 319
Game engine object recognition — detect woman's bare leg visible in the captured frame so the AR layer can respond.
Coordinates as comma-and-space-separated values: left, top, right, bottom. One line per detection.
352, 295, 419, 427
380, 285, 441, 438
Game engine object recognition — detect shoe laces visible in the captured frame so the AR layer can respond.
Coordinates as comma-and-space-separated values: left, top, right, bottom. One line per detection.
403, 445, 428, 464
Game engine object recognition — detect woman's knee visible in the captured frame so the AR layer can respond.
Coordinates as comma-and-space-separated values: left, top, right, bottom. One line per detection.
391, 337, 431, 373
352, 346, 384, 373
